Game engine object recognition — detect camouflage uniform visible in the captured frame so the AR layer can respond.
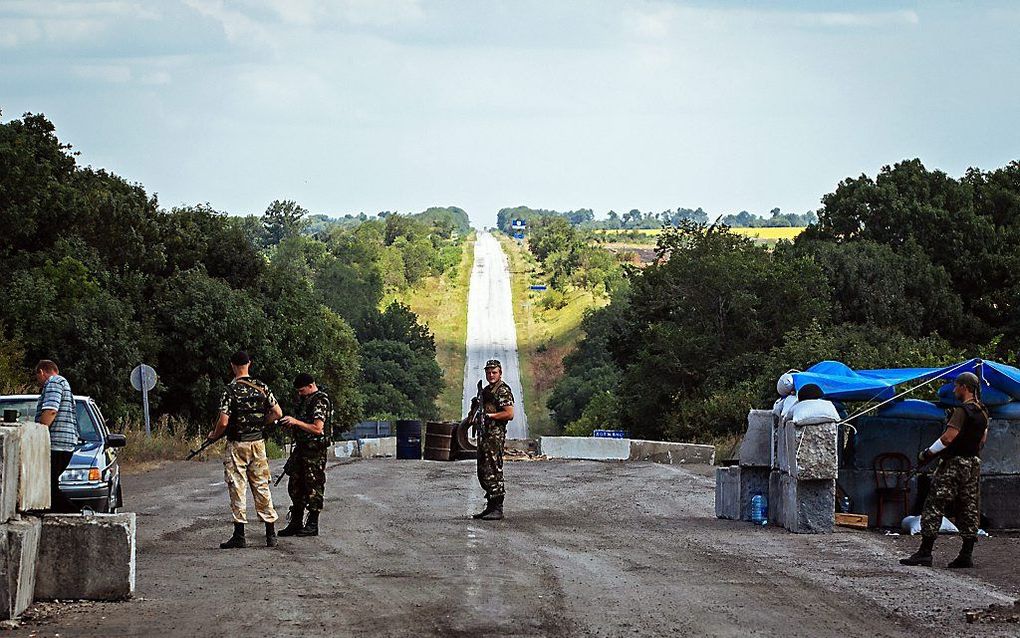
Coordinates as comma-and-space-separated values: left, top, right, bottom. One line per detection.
921, 456, 981, 539
289, 390, 332, 513
219, 377, 279, 524
477, 380, 514, 498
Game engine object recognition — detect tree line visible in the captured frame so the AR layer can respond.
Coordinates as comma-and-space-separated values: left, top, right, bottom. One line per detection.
496, 205, 815, 232
0, 112, 467, 431
545, 159, 1020, 441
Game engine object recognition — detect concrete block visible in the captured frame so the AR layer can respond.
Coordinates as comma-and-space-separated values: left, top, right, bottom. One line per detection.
791, 422, 837, 480
332, 441, 358, 459
35, 513, 136, 601
0, 516, 42, 620
17, 423, 50, 512
738, 467, 771, 522
768, 470, 785, 527
715, 467, 740, 520
0, 428, 21, 523
982, 420, 1020, 475
981, 475, 1020, 529
846, 416, 930, 471
629, 440, 715, 465
777, 418, 796, 474
781, 474, 835, 534
539, 437, 630, 461
358, 437, 396, 458
738, 410, 772, 467
505, 439, 538, 454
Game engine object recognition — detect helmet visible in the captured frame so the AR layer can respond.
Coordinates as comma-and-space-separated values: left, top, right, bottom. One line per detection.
954, 372, 980, 391
776, 373, 795, 397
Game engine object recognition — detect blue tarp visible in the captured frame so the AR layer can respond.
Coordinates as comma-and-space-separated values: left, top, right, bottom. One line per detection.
792, 358, 1020, 402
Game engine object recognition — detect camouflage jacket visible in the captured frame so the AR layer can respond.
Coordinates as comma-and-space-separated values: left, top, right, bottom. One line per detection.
294, 389, 332, 448
219, 376, 277, 442
481, 380, 515, 426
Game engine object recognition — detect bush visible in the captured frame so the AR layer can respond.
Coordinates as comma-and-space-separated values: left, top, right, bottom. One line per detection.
539, 289, 568, 311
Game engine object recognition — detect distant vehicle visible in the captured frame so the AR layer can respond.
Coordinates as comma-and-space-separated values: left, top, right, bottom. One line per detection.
0, 394, 126, 513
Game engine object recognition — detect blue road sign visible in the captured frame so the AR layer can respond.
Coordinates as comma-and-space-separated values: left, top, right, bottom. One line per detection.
593, 429, 627, 439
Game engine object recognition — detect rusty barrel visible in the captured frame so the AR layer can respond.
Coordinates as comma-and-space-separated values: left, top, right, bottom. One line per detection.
423, 421, 457, 461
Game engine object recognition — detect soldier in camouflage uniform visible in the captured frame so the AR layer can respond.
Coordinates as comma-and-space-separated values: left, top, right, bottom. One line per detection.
208, 351, 282, 549
278, 372, 332, 537
472, 359, 515, 521
901, 372, 989, 568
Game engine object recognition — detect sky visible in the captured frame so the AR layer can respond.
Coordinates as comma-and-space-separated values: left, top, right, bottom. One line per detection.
2, 1, 1018, 228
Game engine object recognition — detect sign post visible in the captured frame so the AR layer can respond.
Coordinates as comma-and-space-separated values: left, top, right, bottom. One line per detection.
130, 364, 158, 437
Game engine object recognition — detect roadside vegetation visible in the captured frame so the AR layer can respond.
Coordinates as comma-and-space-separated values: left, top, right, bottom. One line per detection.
0, 112, 468, 437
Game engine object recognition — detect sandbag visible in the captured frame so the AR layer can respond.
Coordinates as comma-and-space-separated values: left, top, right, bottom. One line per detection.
776, 373, 795, 397
779, 396, 798, 423
877, 399, 947, 421
790, 399, 840, 426
990, 401, 1020, 420
772, 397, 784, 418
937, 382, 1011, 407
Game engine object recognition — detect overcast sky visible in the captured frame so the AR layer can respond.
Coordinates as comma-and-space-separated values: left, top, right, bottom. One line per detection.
2, 1, 1018, 227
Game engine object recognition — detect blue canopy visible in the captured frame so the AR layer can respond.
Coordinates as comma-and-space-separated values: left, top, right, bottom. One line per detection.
792, 358, 1020, 402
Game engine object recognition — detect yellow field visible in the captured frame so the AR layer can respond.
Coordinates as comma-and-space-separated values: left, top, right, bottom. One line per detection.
595, 227, 806, 240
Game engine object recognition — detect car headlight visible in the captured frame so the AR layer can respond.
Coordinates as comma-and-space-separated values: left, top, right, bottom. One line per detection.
61, 467, 102, 482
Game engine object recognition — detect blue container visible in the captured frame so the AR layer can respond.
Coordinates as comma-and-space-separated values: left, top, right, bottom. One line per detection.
750, 494, 768, 526
395, 420, 422, 460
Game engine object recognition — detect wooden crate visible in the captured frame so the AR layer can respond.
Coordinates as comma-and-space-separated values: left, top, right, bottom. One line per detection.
835, 513, 869, 529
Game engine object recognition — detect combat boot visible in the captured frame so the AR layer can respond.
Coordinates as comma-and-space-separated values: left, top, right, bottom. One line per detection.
899, 535, 935, 566
265, 522, 278, 547
480, 495, 503, 521
297, 510, 319, 536
278, 507, 305, 537
219, 522, 246, 549
948, 538, 975, 568
472, 498, 495, 519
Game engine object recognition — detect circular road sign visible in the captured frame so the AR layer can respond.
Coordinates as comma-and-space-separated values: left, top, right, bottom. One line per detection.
130, 364, 158, 392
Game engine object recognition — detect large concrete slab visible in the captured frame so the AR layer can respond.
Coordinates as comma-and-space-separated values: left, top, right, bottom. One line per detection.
17, 423, 49, 512
845, 416, 938, 471
358, 437, 396, 459
980, 475, 1020, 530
0, 516, 42, 620
0, 427, 20, 523
738, 410, 772, 467
629, 440, 715, 465
715, 467, 740, 520
539, 437, 630, 461
35, 513, 136, 601
768, 470, 785, 527
982, 420, 1020, 475
791, 422, 838, 481
332, 440, 358, 459
781, 474, 835, 534
738, 467, 771, 522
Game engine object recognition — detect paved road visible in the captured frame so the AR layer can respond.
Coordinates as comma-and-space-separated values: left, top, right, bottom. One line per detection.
462, 231, 528, 438
14, 459, 1019, 637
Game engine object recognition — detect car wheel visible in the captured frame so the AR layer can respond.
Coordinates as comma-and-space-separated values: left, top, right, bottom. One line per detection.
109, 482, 123, 513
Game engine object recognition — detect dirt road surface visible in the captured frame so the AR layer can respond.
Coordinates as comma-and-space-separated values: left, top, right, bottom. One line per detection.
462, 231, 528, 438
11, 458, 1019, 637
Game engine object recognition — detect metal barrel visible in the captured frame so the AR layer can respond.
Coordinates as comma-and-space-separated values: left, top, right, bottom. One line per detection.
395, 420, 423, 460
423, 421, 457, 461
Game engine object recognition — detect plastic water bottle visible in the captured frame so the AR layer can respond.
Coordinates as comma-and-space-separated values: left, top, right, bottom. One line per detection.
750, 493, 768, 526
840, 496, 851, 514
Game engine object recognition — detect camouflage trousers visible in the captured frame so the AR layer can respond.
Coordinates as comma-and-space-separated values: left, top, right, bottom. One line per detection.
224, 440, 278, 524
921, 456, 981, 540
288, 443, 328, 512
477, 422, 506, 498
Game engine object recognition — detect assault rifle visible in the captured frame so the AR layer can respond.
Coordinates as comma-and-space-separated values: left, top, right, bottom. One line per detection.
466, 379, 486, 437
185, 436, 220, 460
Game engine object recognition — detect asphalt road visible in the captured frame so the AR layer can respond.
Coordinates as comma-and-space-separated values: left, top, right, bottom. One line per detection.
462, 231, 528, 438
13, 459, 1019, 637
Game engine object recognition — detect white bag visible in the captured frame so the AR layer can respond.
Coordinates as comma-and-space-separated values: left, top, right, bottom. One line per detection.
776, 373, 796, 397
772, 397, 785, 418
780, 395, 799, 423
902, 515, 959, 535
790, 399, 840, 426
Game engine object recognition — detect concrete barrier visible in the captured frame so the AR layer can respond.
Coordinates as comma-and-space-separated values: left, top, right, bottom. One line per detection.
768, 470, 785, 527
0, 516, 42, 620
358, 437, 396, 459
629, 440, 715, 465
738, 467, 771, 522
35, 513, 136, 601
780, 474, 834, 534
981, 475, 1020, 529
790, 422, 837, 481
982, 420, 1020, 475
0, 427, 20, 523
539, 437, 630, 461
738, 410, 772, 467
715, 467, 740, 520
332, 441, 358, 459
18, 423, 50, 512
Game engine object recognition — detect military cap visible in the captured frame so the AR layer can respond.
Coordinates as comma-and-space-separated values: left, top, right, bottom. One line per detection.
293, 372, 315, 389
230, 350, 250, 366
954, 372, 980, 391
484, 359, 502, 370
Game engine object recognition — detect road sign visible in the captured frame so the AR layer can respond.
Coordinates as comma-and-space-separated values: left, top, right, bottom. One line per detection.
593, 429, 627, 439
529, 285, 547, 291
130, 364, 158, 437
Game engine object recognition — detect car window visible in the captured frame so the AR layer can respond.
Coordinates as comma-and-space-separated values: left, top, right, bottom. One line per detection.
0, 397, 101, 442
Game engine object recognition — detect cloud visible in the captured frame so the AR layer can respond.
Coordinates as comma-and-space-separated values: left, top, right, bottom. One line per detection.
263, 0, 424, 27
0, 19, 42, 47
72, 64, 132, 83
791, 10, 920, 29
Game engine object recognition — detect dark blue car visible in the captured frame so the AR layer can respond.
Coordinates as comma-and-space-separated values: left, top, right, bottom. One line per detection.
0, 394, 126, 512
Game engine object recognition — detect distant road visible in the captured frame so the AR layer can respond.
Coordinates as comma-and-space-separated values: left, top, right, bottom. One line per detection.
462, 231, 528, 439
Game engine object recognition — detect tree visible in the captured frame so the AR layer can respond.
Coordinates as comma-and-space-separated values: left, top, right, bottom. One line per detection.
262, 199, 309, 246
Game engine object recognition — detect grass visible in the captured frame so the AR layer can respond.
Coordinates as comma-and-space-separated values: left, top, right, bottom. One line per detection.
117, 416, 284, 472
386, 233, 475, 420
498, 235, 608, 437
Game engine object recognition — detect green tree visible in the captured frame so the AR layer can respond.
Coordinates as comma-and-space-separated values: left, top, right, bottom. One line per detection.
262, 199, 309, 246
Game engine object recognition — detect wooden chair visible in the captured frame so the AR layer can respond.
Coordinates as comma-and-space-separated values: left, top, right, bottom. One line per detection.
874, 453, 912, 528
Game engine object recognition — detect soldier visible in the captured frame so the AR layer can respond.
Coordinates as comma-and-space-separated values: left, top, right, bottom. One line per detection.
277, 373, 332, 537
472, 359, 515, 521
900, 371, 989, 568
207, 351, 281, 549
